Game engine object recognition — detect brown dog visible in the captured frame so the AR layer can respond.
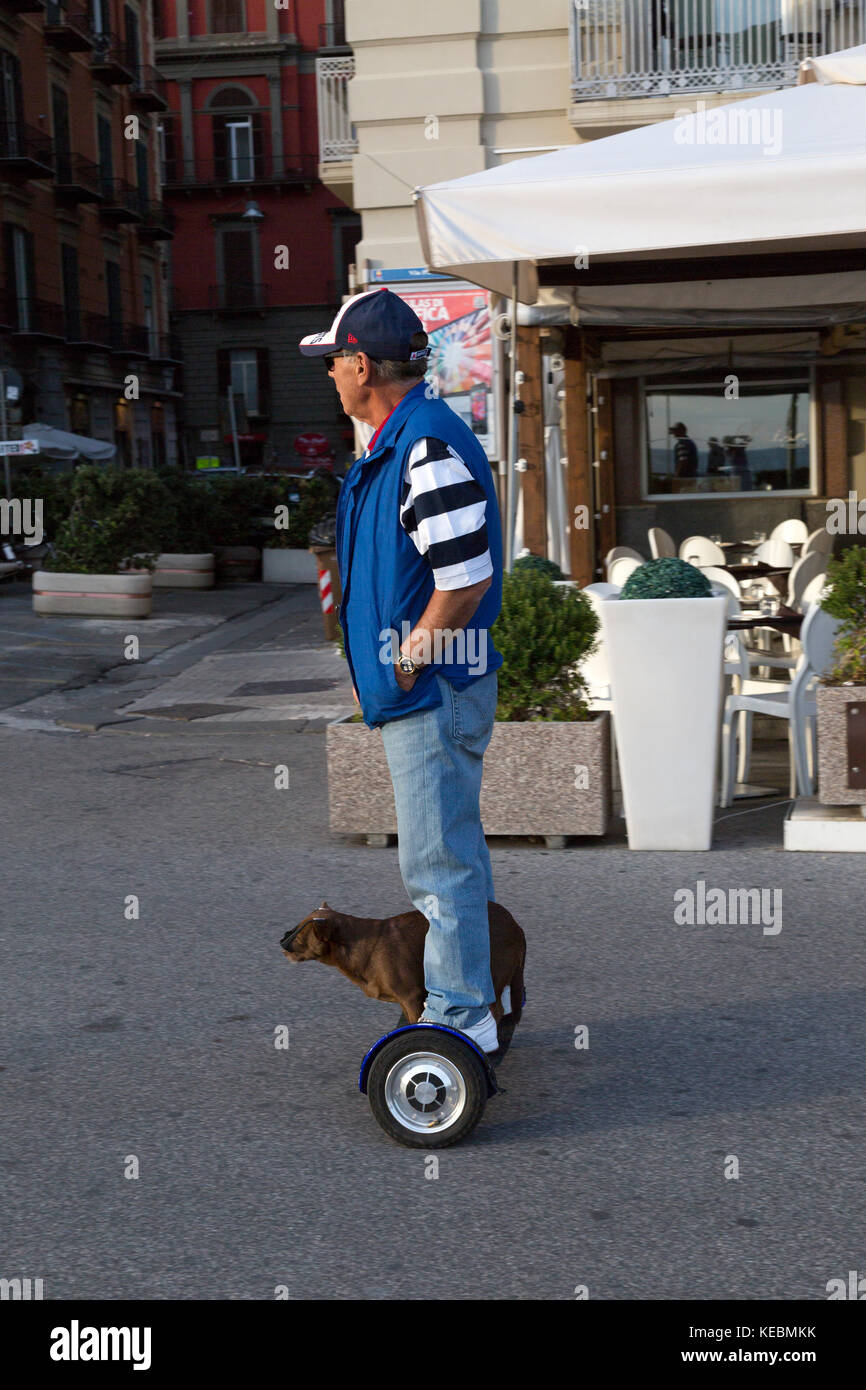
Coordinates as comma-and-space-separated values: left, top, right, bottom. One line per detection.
280, 901, 526, 1049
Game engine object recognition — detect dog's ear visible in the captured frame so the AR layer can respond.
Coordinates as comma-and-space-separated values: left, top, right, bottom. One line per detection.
307, 919, 332, 959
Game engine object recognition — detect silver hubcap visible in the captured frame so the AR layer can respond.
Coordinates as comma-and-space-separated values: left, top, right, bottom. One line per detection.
384, 1051, 468, 1133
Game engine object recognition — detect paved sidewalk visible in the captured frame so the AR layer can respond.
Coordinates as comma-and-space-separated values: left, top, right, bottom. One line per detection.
0, 578, 353, 732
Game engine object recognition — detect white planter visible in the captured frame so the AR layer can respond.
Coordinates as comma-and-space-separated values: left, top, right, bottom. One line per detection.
33, 570, 152, 618
602, 595, 727, 850
152, 553, 215, 589
261, 547, 319, 584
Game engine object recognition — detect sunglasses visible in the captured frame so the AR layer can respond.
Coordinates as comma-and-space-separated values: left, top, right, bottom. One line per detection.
324, 349, 380, 373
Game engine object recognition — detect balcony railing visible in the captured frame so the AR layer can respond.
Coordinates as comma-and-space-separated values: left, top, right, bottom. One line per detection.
160, 151, 317, 188
0, 120, 54, 180
130, 64, 168, 111
3, 295, 65, 338
208, 283, 268, 313
43, 1, 95, 50
91, 34, 136, 83
316, 55, 356, 161
151, 332, 183, 363
136, 199, 175, 240
54, 150, 103, 202
570, 0, 866, 101
97, 176, 144, 222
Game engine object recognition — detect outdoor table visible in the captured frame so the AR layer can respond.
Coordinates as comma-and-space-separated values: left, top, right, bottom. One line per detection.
727, 606, 803, 637
726, 562, 791, 596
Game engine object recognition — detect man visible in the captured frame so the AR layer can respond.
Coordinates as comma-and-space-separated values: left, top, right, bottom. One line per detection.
300, 289, 503, 1052
670, 421, 698, 479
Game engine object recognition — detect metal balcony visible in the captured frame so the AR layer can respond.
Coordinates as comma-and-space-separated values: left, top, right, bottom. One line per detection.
130, 64, 168, 112
122, 323, 151, 358
570, 0, 866, 101
91, 34, 136, 84
5, 295, 65, 339
208, 283, 268, 314
43, 2, 95, 52
54, 151, 103, 204
0, 121, 54, 181
150, 332, 183, 364
160, 150, 317, 190
316, 55, 357, 161
97, 176, 143, 223
136, 199, 175, 241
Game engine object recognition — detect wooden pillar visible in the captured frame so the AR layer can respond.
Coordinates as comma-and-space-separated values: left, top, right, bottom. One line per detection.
561, 334, 594, 586
516, 325, 547, 559
594, 376, 617, 561
819, 369, 848, 498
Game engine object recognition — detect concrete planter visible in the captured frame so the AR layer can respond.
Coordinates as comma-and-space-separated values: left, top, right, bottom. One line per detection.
602, 595, 727, 850
817, 684, 866, 808
326, 711, 610, 841
261, 547, 319, 584
214, 545, 260, 583
33, 570, 152, 618
152, 553, 215, 589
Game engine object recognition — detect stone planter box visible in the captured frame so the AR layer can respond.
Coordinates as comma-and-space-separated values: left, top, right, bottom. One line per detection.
261, 547, 319, 584
33, 570, 152, 618
152, 553, 215, 589
214, 545, 260, 583
326, 711, 610, 842
817, 684, 866, 808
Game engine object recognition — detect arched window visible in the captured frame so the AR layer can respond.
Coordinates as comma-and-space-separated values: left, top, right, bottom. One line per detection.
209, 87, 262, 182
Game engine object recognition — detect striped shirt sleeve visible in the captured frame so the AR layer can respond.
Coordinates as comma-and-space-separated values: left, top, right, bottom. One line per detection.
399, 436, 494, 590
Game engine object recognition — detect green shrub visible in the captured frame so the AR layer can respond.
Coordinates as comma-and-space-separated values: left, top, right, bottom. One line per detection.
203, 474, 280, 546
820, 544, 866, 684
266, 476, 337, 549
154, 469, 219, 552
491, 569, 598, 721
620, 556, 712, 600
44, 466, 170, 574
512, 553, 565, 581
9, 463, 74, 539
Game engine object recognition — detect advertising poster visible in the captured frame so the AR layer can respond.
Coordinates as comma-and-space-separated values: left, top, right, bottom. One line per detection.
394, 285, 496, 458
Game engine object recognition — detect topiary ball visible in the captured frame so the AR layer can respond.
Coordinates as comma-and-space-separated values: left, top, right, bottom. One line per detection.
512, 553, 565, 581
620, 556, 713, 601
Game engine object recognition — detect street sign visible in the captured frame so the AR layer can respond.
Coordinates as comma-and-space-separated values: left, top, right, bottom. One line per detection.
195, 456, 221, 469
0, 438, 39, 456
199, 428, 219, 443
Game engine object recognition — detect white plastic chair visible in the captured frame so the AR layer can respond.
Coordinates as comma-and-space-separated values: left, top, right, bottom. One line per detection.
679, 535, 726, 567
607, 555, 642, 588
770, 518, 808, 547
803, 526, 834, 557
720, 605, 841, 806
753, 537, 794, 569
786, 550, 827, 611
648, 526, 676, 560
702, 566, 741, 600
604, 545, 644, 580
800, 572, 830, 609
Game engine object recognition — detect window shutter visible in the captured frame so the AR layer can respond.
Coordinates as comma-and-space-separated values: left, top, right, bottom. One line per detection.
256, 348, 270, 415
216, 349, 230, 395
251, 109, 263, 176
212, 115, 227, 181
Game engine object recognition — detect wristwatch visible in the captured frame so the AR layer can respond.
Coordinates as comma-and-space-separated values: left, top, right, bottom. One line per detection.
396, 652, 423, 677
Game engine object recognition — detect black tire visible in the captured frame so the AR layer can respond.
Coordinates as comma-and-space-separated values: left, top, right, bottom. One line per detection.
367, 1031, 488, 1149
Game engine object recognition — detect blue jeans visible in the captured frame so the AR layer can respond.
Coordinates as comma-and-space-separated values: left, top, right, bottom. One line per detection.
380, 671, 497, 1029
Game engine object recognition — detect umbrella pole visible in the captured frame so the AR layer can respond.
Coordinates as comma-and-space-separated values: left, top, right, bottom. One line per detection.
506, 261, 519, 572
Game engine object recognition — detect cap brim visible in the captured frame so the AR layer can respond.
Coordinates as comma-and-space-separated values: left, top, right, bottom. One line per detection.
299, 330, 339, 357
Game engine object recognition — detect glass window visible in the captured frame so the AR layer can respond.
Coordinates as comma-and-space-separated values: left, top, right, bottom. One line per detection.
229, 349, 258, 414
211, 0, 244, 34
643, 379, 812, 497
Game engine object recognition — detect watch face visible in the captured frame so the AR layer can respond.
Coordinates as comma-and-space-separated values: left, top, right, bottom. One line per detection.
398, 656, 415, 673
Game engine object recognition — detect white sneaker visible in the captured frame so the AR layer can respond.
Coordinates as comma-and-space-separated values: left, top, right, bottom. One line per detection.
417, 1009, 499, 1053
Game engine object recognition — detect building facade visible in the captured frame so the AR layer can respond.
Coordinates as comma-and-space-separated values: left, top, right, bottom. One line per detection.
0, 0, 179, 466
322, 0, 866, 579
155, 0, 360, 470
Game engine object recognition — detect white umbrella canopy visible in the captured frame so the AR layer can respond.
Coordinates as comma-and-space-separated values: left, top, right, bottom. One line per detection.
22, 423, 117, 462
415, 44, 866, 304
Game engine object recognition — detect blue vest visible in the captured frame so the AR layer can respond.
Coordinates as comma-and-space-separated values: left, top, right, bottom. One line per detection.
335, 380, 503, 730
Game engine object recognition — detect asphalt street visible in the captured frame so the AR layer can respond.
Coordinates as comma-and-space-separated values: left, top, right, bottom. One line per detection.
1, 580, 864, 1300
